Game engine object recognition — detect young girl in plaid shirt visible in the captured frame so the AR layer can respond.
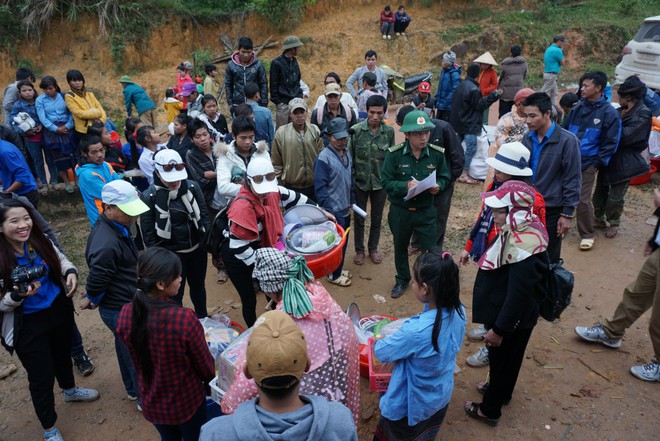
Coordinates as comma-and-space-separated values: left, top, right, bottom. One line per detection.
117, 247, 214, 441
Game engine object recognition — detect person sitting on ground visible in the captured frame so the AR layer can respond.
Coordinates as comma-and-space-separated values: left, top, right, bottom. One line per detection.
380, 6, 396, 39
575, 187, 660, 383
393, 5, 411, 36
413, 81, 436, 117
464, 180, 549, 427
592, 75, 652, 239
201, 309, 358, 441
314, 73, 358, 113
314, 118, 354, 287
373, 250, 465, 441
119, 76, 157, 128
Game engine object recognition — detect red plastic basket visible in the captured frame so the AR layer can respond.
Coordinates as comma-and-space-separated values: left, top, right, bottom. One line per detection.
367, 338, 392, 392
305, 224, 348, 279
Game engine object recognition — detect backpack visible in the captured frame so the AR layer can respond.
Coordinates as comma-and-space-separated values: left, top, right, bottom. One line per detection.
206, 196, 252, 258
534, 259, 574, 321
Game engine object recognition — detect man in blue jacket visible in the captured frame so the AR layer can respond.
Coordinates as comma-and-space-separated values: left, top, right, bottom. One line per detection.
564, 71, 621, 251
76, 136, 119, 227
119, 76, 157, 128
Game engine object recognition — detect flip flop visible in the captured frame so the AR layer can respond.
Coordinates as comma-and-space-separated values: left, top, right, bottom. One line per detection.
327, 275, 352, 287
216, 269, 228, 284
354, 252, 365, 266
464, 401, 499, 426
580, 238, 594, 251
369, 250, 383, 264
341, 270, 352, 279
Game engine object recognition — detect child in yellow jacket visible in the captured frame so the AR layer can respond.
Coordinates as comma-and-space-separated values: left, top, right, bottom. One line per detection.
164, 88, 183, 124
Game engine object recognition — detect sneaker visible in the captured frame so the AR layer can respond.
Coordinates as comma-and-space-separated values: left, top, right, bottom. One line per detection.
387, 35, 392, 40
382, 35, 387, 39
466, 345, 489, 367
72, 353, 95, 376
44, 428, 64, 441
137, 402, 143, 412
630, 359, 660, 382
396, 32, 401, 36
63, 386, 100, 402
127, 394, 138, 401
574, 324, 622, 349
467, 325, 488, 341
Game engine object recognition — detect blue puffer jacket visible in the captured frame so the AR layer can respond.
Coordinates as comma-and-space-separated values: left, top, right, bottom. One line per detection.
435, 65, 461, 111
565, 97, 621, 171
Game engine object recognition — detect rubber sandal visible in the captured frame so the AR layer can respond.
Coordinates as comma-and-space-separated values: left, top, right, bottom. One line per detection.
369, 250, 383, 264
354, 252, 365, 266
327, 275, 351, 287
341, 270, 352, 279
465, 177, 480, 185
477, 382, 511, 405
579, 238, 594, 251
464, 401, 499, 426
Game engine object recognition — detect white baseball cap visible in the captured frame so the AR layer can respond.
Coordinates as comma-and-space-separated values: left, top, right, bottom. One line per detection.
247, 157, 278, 195
101, 180, 149, 216
154, 149, 188, 183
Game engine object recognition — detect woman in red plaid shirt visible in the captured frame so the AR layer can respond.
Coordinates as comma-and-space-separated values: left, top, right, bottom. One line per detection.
117, 247, 215, 441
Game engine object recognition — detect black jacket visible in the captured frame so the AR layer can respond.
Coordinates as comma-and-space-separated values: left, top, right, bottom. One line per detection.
269, 54, 302, 105
141, 179, 210, 252
85, 214, 139, 311
167, 134, 195, 160
186, 146, 218, 210
472, 252, 549, 336
603, 101, 652, 185
224, 53, 269, 107
449, 77, 499, 135
430, 118, 465, 181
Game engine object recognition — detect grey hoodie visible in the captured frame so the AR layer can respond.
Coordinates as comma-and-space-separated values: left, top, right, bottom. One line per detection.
199, 394, 357, 441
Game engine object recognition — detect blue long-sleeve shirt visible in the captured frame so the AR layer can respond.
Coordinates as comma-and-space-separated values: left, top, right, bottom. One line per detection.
374, 305, 466, 426
0, 140, 37, 195
35, 93, 74, 132
314, 146, 354, 218
249, 101, 275, 146
565, 97, 621, 170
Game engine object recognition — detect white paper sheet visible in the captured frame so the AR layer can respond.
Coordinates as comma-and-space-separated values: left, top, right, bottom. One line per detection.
404, 170, 436, 201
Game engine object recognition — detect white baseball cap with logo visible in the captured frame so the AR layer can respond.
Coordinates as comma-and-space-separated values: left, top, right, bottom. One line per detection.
101, 180, 149, 216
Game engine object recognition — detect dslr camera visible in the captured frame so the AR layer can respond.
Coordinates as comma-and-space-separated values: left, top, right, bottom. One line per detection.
10, 265, 47, 294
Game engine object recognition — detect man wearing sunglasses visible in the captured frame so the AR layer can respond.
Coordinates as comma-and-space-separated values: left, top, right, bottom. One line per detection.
221, 157, 335, 327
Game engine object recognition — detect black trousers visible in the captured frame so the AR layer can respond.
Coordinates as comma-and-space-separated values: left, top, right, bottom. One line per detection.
221, 241, 258, 327
545, 206, 563, 264
481, 327, 534, 419
15, 294, 75, 429
283, 184, 316, 203
173, 246, 208, 318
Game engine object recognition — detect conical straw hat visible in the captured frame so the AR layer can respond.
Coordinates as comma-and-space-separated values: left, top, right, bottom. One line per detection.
474, 51, 498, 66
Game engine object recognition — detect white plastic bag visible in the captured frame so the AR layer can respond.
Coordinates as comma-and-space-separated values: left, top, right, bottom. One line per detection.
649, 131, 660, 158
13, 112, 36, 133
467, 127, 492, 180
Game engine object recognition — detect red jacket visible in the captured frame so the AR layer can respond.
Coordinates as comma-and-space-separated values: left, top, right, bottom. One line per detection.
380, 11, 395, 27
478, 67, 498, 97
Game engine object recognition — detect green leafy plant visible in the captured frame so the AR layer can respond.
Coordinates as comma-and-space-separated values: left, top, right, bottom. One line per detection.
110, 36, 126, 74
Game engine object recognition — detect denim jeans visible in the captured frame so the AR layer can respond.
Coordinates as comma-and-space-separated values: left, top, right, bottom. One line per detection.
380, 22, 394, 36
25, 140, 57, 184
70, 319, 85, 358
330, 214, 351, 280
99, 306, 139, 399
459, 133, 478, 170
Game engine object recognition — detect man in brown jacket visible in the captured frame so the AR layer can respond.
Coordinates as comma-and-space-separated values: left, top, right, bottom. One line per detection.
271, 98, 323, 201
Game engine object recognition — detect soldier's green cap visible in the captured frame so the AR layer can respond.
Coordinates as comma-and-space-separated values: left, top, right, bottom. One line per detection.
399, 110, 435, 133
281, 36, 303, 51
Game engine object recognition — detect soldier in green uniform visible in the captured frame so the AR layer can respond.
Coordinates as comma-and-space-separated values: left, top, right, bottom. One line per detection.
382, 110, 451, 298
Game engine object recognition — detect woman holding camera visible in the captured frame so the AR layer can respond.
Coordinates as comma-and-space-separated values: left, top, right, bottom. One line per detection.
0, 199, 99, 441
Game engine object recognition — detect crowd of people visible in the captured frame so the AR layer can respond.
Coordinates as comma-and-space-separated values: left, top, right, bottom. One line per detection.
1, 13, 660, 441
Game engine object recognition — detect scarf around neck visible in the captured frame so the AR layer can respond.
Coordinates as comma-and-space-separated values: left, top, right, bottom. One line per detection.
153, 175, 201, 240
